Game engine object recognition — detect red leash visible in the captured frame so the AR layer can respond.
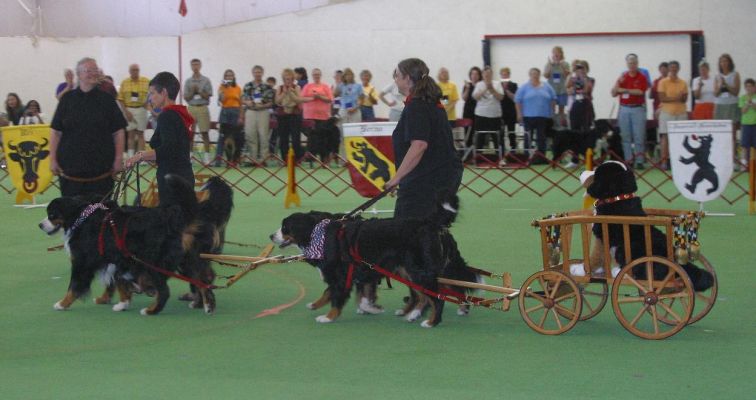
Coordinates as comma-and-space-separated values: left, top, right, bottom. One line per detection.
346, 243, 463, 305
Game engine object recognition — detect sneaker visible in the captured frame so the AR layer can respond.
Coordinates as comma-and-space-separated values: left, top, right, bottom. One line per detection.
564, 161, 578, 169
203, 152, 212, 165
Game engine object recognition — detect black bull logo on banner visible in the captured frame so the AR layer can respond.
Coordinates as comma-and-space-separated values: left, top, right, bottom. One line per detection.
7, 138, 49, 193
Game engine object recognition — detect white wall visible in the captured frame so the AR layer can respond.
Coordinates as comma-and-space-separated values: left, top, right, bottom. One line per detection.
0, 36, 177, 118
1, 0, 754, 122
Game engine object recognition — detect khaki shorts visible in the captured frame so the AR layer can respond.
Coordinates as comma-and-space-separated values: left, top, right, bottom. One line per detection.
126, 107, 148, 131
188, 104, 211, 133
658, 110, 687, 135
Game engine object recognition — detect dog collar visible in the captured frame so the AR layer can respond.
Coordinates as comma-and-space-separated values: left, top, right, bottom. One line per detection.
594, 193, 635, 207
68, 203, 108, 235
301, 219, 331, 260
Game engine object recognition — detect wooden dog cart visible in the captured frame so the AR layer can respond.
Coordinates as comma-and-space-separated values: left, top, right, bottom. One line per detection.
521, 208, 718, 339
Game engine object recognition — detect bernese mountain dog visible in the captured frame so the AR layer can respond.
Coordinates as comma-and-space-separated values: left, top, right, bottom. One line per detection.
39, 175, 233, 315
582, 161, 714, 291
271, 192, 480, 328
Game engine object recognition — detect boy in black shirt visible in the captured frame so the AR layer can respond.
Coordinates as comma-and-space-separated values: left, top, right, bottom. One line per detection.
126, 72, 195, 206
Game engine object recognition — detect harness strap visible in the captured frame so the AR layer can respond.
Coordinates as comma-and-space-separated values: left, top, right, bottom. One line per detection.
346, 242, 462, 305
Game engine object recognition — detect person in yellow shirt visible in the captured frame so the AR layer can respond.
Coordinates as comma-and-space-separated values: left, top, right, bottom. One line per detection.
436, 67, 459, 127
359, 70, 379, 121
117, 64, 150, 158
657, 60, 689, 169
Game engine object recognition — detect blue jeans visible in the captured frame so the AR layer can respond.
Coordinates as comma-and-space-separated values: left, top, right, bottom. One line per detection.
618, 105, 647, 164
360, 106, 375, 121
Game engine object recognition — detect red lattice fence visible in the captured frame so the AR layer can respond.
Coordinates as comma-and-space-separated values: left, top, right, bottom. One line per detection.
1, 150, 752, 205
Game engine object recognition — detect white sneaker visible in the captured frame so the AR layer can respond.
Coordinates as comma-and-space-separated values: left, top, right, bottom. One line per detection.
570, 263, 586, 276
203, 152, 212, 165
564, 161, 578, 169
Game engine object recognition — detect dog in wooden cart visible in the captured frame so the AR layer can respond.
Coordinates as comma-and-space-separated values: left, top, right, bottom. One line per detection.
271, 191, 480, 328
39, 175, 234, 315
580, 161, 714, 291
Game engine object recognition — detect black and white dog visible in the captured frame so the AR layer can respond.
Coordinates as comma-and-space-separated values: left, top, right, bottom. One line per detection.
39, 176, 233, 315
583, 161, 714, 291
271, 193, 479, 327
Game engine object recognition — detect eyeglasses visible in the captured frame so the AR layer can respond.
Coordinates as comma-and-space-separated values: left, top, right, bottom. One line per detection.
79, 68, 99, 74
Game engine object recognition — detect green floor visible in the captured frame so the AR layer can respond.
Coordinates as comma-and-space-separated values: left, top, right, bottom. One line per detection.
1, 171, 754, 399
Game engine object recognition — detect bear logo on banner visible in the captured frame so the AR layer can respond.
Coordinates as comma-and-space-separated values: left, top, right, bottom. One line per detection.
350, 140, 391, 185
342, 122, 397, 198
668, 120, 732, 203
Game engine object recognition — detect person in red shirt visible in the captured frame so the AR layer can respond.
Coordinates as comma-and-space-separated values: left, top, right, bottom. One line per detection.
612, 53, 649, 168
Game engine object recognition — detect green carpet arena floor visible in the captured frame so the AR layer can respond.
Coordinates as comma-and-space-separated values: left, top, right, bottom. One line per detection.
1, 170, 754, 400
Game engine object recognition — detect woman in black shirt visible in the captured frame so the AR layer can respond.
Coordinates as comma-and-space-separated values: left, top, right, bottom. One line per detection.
126, 72, 195, 205
461, 67, 482, 147
384, 58, 463, 219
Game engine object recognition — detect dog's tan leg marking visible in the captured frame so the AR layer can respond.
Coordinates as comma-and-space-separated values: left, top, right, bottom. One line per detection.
94, 286, 114, 305
55, 290, 77, 310
116, 283, 132, 303
426, 296, 438, 326
58, 291, 77, 308
308, 289, 331, 310
325, 307, 341, 321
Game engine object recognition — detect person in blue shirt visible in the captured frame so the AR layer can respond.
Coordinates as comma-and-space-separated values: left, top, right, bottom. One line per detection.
515, 68, 556, 163
334, 68, 363, 124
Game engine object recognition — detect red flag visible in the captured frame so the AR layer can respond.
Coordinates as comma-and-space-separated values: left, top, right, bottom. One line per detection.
178, 0, 188, 17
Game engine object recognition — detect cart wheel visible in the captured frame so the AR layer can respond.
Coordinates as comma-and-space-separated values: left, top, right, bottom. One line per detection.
561, 260, 607, 321
657, 254, 717, 326
577, 281, 609, 321
519, 270, 582, 335
611, 257, 694, 339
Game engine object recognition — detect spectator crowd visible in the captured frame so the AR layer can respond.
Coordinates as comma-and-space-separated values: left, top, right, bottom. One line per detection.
2, 47, 754, 169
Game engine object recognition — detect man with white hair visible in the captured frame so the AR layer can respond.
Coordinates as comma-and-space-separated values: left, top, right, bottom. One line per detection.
118, 64, 150, 158
49, 57, 127, 197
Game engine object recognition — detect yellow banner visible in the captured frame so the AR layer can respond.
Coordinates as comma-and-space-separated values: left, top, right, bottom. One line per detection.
344, 136, 395, 190
1, 124, 53, 203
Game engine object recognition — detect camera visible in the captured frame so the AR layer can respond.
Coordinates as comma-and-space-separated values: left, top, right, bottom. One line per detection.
719, 83, 729, 95
223, 80, 232, 86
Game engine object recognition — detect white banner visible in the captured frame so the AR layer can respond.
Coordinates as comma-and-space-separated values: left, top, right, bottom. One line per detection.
342, 122, 397, 137
668, 120, 733, 202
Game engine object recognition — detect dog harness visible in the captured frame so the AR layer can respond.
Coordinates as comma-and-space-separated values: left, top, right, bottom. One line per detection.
594, 193, 636, 207
301, 219, 331, 260
68, 203, 108, 235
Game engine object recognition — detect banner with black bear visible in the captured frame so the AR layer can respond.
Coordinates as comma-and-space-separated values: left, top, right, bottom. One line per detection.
1, 124, 53, 204
668, 120, 732, 202
342, 122, 396, 198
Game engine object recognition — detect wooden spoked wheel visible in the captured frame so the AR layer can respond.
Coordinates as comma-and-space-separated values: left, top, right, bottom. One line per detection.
611, 257, 694, 340
519, 270, 582, 335
577, 281, 609, 321
656, 254, 718, 326
562, 260, 608, 321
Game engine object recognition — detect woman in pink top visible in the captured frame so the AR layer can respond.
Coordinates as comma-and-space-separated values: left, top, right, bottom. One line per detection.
300, 68, 333, 122
301, 68, 336, 162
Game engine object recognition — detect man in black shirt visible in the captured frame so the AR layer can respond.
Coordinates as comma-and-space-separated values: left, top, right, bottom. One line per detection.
50, 57, 127, 197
